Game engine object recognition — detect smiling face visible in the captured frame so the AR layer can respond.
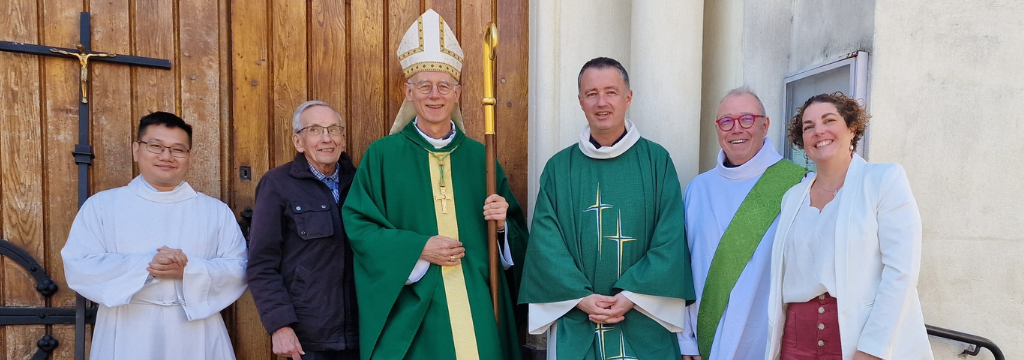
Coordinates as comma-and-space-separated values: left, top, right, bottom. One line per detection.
716, 93, 769, 166
293, 105, 345, 174
578, 67, 632, 138
405, 71, 461, 127
800, 101, 856, 164
133, 124, 192, 191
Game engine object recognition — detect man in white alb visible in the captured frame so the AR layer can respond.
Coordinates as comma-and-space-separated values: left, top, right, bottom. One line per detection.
679, 88, 805, 360
62, 111, 247, 359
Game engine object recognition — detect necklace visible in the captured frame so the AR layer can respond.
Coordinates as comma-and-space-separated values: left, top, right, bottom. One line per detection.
814, 185, 842, 197
422, 144, 460, 214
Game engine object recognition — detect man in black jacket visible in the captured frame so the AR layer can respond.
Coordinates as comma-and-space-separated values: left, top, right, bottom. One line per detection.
247, 100, 358, 360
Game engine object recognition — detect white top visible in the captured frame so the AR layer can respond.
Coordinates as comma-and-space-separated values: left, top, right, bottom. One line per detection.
677, 138, 784, 358
766, 155, 934, 359
782, 190, 841, 303
61, 176, 248, 359
577, 119, 641, 159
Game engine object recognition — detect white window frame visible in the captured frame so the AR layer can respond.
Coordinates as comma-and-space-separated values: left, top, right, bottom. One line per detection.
781, 50, 871, 161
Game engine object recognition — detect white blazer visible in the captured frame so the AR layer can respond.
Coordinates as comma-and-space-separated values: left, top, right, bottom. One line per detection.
765, 155, 934, 360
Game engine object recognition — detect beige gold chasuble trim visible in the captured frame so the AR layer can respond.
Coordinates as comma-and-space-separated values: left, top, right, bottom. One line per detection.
428, 151, 480, 360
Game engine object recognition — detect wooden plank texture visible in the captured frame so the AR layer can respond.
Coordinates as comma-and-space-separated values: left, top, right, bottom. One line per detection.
40, 1, 84, 359
0, 0, 46, 357
308, 0, 346, 140
90, 0, 135, 194
218, 0, 232, 200
386, 2, 422, 133
459, 0, 494, 141
426, 0, 459, 37
132, 0, 176, 118
270, 0, 307, 168
0, 1, 529, 358
229, 0, 272, 358
348, 0, 385, 164
180, 0, 225, 198
495, 0, 529, 202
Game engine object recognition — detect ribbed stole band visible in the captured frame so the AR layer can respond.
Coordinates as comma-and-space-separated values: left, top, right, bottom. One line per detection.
428, 151, 480, 360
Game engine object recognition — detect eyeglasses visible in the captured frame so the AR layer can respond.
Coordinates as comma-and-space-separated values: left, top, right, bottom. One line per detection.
137, 140, 190, 158
297, 124, 345, 137
716, 114, 765, 131
407, 81, 458, 95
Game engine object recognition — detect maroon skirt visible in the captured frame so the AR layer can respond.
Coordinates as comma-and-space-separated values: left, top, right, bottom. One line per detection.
781, 293, 842, 360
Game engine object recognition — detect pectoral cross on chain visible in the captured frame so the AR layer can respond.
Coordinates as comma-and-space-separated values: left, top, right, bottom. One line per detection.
435, 185, 453, 214
432, 154, 454, 214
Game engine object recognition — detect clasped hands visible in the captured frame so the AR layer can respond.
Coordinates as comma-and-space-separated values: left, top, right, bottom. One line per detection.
147, 246, 187, 279
577, 293, 634, 325
420, 194, 508, 266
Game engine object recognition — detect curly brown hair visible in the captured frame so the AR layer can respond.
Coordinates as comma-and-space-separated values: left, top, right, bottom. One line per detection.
787, 92, 870, 151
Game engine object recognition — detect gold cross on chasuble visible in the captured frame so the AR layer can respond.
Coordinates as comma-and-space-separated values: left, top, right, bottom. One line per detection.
427, 151, 480, 360
605, 210, 636, 278
585, 184, 612, 254
435, 186, 453, 214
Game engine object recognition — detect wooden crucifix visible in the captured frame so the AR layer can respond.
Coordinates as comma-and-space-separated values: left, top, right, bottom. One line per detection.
0, 11, 171, 360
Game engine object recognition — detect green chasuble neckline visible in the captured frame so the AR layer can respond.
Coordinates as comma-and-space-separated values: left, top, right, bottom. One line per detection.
696, 160, 805, 359
344, 119, 528, 360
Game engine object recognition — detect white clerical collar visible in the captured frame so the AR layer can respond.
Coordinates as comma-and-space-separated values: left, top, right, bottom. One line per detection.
715, 137, 784, 180
578, 120, 641, 159
414, 118, 457, 149
129, 175, 198, 204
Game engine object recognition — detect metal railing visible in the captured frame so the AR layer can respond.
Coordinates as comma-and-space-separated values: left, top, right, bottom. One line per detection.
927, 324, 1004, 360
0, 240, 97, 360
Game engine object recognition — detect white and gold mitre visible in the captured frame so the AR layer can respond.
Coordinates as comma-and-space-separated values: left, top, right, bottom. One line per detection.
391, 9, 466, 135
397, 9, 464, 80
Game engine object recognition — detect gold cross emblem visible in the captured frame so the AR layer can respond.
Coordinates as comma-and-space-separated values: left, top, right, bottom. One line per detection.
435, 185, 453, 214
605, 210, 636, 278
585, 184, 613, 254
595, 323, 616, 359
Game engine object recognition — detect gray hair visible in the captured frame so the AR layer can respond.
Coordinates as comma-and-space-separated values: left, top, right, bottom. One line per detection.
720, 86, 766, 115
292, 100, 344, 133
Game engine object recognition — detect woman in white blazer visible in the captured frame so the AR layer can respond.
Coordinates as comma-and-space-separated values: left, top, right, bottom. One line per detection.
765, 93, 933, 360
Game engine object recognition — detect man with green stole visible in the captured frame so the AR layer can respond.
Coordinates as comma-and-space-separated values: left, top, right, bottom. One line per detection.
519, 57, 696, 360
677, 88, 805, 360
341, 9, 528, 360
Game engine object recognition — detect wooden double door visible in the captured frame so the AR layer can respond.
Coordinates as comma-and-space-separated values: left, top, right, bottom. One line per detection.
0, 0, 528, 358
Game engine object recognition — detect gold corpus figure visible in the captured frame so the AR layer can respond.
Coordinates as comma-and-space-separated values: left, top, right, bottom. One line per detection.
50, 44, 115, 104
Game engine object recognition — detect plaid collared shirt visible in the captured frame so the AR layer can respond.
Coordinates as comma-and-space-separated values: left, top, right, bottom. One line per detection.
308, 163, 340, 203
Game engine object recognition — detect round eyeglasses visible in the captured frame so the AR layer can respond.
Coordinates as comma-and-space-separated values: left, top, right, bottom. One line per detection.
137, 140, 190, 158
407, 81, 458, 95
297, 125, 344, 137
715, 114, 765, 131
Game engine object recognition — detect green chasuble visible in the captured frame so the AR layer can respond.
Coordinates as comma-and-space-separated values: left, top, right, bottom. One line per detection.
519, 138, 696, 360
342, 121, 529, 360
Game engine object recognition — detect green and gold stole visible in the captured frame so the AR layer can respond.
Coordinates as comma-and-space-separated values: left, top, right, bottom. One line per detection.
696, 160, 805, 358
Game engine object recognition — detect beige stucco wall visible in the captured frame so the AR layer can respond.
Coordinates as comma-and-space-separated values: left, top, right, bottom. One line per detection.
529, 0, 704, 215
872, 0, 1024, 358
699, 0, 875, 171
530, 0, 1021, 356
528, 0, 705, 349
699, 0, 1021, 357
529, 0, 633, 218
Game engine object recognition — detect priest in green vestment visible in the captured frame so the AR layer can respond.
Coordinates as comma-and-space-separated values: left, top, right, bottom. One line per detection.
519, 57, 696, 360
342, 9, 528, 360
